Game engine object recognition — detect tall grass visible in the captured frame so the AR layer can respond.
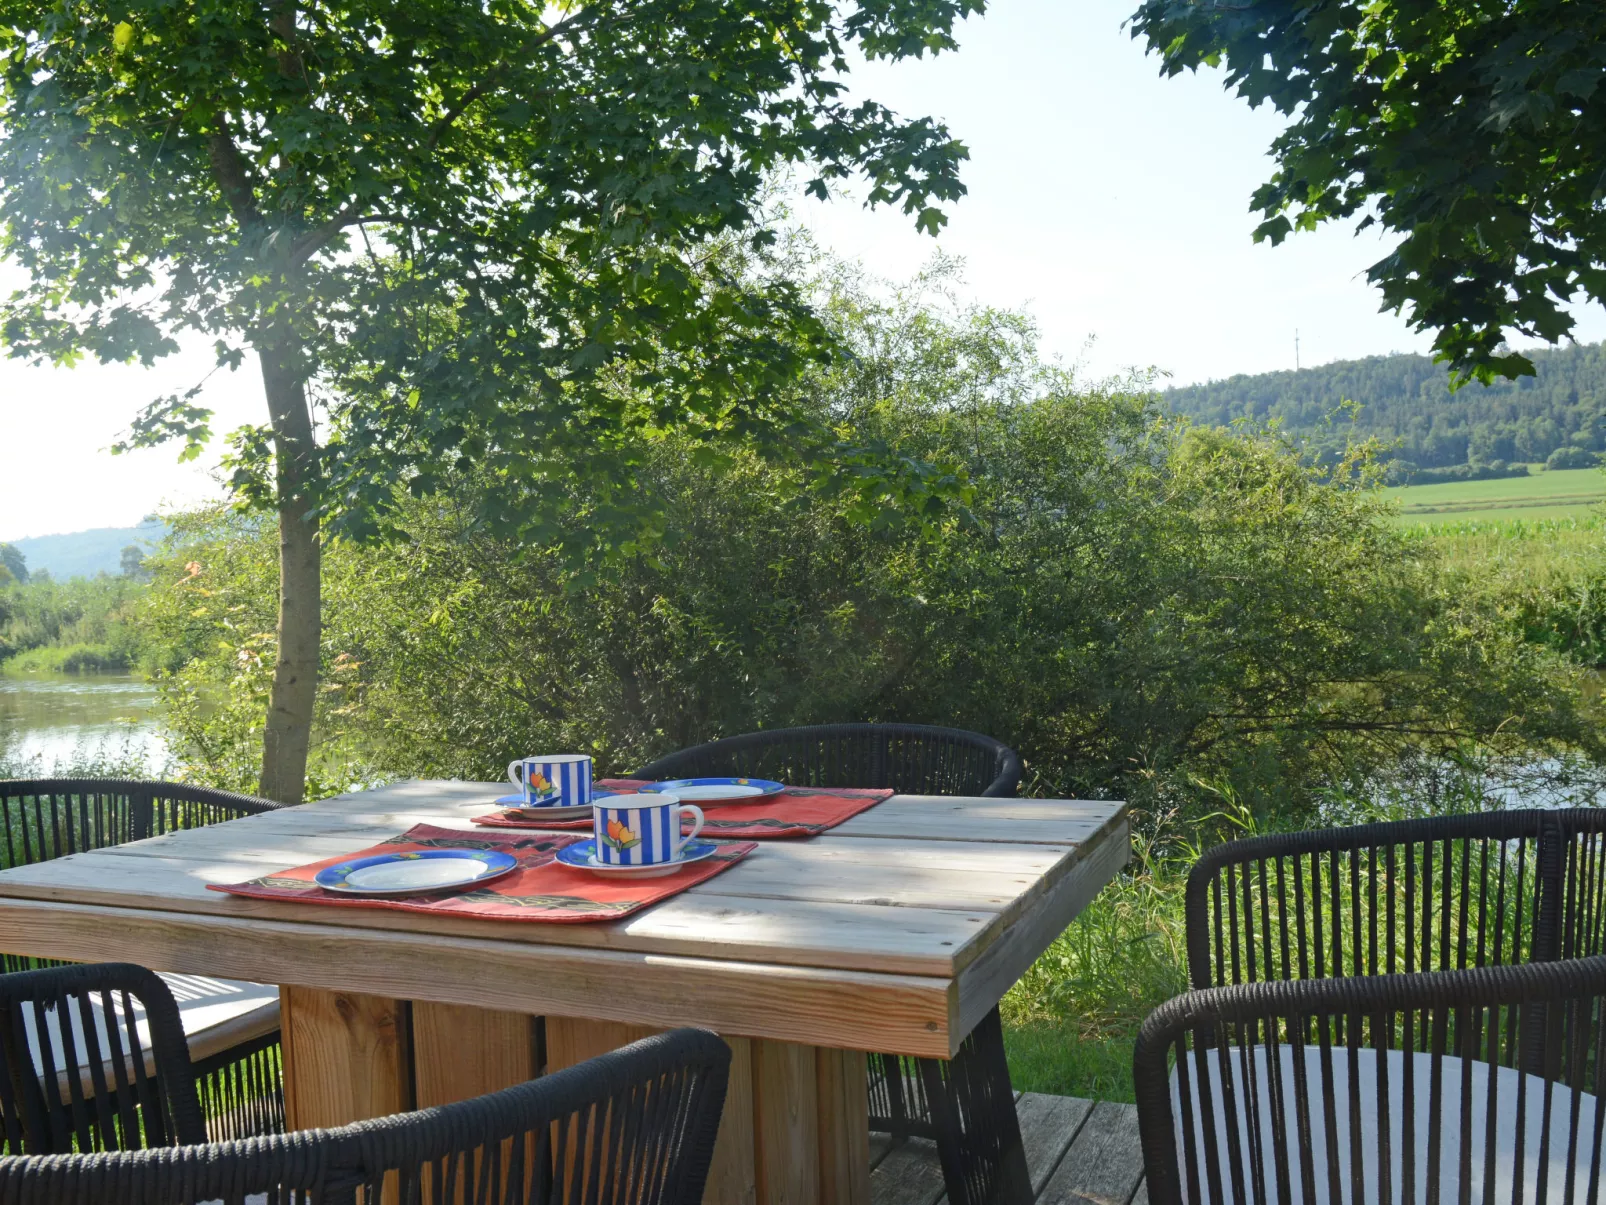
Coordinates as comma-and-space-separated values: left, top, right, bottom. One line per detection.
1401, 514, 1606, 667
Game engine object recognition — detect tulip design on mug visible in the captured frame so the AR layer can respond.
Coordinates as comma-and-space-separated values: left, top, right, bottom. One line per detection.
601, 817, 642, 853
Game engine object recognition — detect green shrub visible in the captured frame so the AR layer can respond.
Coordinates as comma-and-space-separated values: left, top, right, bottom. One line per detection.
0, 574, 146, 669
1, 643, 131, 675
1546, 445, 1600, 470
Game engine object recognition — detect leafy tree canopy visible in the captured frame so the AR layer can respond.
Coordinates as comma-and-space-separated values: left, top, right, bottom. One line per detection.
1130, 0, 1606, 385
0, 0, 979, 542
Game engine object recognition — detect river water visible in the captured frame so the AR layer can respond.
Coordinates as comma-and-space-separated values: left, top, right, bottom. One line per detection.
0, 671, 169, 777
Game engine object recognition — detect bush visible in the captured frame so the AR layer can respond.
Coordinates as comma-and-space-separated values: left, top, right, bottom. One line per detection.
1546, 445, 1599, 470
1399, 461, 1533, 484
1, 643, 131, 674
0, 574, 147, 669
138, 270, 1606, 825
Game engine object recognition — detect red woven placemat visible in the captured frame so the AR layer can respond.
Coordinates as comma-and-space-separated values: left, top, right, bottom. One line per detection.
208, 824, 756, 923
472, 779, 894, 839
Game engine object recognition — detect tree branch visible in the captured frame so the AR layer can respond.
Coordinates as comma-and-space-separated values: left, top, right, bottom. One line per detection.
208, 121, 262, 228
287, 205, 397, 265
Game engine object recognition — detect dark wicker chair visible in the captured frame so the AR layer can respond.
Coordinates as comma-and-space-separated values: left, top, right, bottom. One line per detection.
0, 962, 206, 1155
1183, 808, 1606, 993
633, 723, 1029, 1205
1135, 954, 1606, 1205
0, 779, 287, 1141
0, 1025, 732, 1205
632, 722, 1023, 798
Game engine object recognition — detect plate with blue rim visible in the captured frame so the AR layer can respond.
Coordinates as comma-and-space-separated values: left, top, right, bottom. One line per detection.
315, 849, 519, 897
639, 777, 785, 804
555, 839, 720, 878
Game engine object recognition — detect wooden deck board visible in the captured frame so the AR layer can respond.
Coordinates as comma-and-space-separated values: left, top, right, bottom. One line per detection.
872, 1094, 1144, 1205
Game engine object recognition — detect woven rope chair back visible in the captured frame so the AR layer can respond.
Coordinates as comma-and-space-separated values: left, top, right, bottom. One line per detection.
0, 780, 280, 976
631, 723, 1022, 797
0, 963, 206, 1156
0, 779, 280, 867
1554, 809, 1606, 962
1182, 810, 1594, 992
0, 1027, 731, 1205
1135, 955, 1606, 1205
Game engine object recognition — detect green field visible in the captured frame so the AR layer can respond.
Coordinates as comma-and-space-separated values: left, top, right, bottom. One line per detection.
1382, 466, 1606, 524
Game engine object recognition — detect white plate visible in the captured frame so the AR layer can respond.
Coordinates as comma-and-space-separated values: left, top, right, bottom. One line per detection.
315, 849, 518, 897
348, 859, 490, 890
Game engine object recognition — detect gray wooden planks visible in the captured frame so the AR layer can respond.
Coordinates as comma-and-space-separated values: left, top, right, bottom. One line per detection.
1037, 1100, 1145, 1205
870, 1138, 948, 1205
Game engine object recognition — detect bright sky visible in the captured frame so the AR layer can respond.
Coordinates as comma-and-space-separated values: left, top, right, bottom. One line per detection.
3, 0, 1603, 542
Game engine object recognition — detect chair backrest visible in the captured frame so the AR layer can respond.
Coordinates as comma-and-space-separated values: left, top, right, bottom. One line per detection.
1134, 955, 1606, 1205
0, 1027, 732, 1205
631, 723, 1022, 797
0, 963, 207, 1155
0, 779, 280, 869
1181, 809, 1606, 991
0, 780, 282, 976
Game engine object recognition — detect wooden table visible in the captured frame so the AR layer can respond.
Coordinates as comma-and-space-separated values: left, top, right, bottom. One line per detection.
0, 780, 1127, 1204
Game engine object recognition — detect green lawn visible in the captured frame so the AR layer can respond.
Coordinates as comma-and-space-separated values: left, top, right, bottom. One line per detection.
1383, 466, 1606, 524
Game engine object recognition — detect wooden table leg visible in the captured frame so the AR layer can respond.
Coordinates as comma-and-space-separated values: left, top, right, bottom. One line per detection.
545, 1017, 867, 1205
280, 985, 412, 1129
281, 988, 540, 1125
412, 1001, 539, 1107
817, 1047, 871, 1205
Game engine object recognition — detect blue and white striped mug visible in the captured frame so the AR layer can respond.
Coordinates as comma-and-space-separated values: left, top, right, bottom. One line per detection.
507, 754, 592, 808
593, 793, 705, 867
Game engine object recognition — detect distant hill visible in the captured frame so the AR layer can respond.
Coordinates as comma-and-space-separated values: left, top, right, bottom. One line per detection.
6, 521, 165, 580
1165, 342, 1606, 474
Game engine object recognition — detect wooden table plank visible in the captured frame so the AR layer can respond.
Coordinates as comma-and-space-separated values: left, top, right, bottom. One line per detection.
92, 827, 1064, 914
952, 819, 1129, 1039
0, 895, 958, 1056
412, 1002, 538, 1108
281, 985, 411, 1128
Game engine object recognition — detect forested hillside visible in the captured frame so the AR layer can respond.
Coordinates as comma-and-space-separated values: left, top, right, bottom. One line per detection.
1166, 342, 1606, 479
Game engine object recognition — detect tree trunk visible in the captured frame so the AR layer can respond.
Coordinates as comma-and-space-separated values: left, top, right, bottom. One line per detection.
257, 335, 321, 804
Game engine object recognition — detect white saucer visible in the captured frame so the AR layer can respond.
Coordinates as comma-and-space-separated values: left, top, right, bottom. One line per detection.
555, 839, 720, 878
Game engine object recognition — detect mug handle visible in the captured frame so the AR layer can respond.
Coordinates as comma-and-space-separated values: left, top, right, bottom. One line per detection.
507, 760, 524, 790
676, 804, 706, 856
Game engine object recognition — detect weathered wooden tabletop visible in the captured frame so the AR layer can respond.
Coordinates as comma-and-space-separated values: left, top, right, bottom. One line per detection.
0, 780, 1128, 1059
